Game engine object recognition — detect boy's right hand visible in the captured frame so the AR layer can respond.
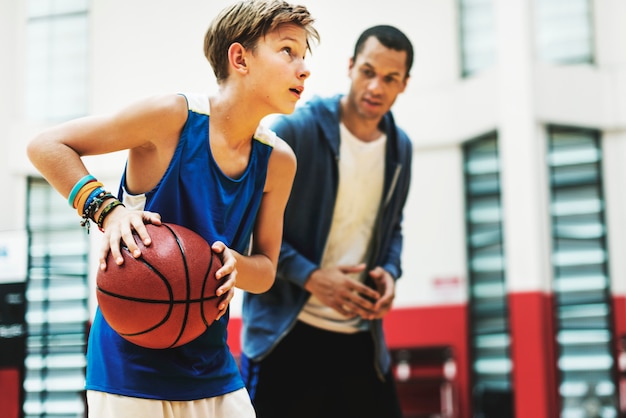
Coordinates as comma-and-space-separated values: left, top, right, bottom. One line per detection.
98, 204, 162, 270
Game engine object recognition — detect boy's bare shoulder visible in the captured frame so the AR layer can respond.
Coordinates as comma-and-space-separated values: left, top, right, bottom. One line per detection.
119, 93, 189, 137
261, 127, 296, 190
273, 136, 297, 166
254, 125, 295, 163
138, 93, 189, 119
115, 94, 187, 153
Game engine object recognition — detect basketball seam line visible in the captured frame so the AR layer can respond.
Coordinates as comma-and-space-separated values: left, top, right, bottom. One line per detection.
96, 287, 220, 304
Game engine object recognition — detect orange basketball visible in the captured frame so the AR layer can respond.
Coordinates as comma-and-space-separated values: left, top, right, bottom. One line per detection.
96, 223, 224, 349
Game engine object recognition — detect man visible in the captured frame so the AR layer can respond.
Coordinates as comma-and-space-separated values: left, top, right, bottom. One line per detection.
26, 1, 319, 417
241, 25, 414, 418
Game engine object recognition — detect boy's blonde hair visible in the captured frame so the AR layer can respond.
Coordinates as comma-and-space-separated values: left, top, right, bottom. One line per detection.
204, 0, 319, 83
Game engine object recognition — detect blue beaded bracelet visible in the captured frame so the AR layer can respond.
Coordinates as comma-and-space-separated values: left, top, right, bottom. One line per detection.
82, 187, 106, 217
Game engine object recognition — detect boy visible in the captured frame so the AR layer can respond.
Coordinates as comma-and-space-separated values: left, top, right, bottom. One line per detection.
26, 1, 319, 417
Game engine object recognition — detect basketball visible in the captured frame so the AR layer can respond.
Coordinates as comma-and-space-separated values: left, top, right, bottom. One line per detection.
95, 223, 224, 349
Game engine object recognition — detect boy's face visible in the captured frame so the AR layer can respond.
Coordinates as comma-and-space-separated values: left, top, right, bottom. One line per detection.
346, 37, 408, 122
245, 23, 311, 115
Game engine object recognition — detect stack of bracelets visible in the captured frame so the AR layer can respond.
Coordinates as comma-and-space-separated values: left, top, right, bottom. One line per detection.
68, 174, 125, 233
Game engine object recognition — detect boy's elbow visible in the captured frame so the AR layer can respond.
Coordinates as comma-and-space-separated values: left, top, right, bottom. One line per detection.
251, 275, 275, 294
26, 141, 48, 173
26, 136, 41, 164
26, 133, 52, 167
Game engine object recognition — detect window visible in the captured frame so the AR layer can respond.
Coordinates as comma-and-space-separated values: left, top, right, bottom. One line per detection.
23, 2, 91, 415
535, 0, 594, 64
547, 127, 616, 417
25, 0, 89, 122
24, 178, 89, 418
458, 0, 496, 77
464, 133, 514, 417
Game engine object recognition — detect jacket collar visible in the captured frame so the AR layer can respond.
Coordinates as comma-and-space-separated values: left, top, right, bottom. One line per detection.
311, 94, 401, 163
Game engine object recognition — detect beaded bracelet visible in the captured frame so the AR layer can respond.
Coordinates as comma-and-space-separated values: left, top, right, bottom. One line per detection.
68, 174, 96, 208
81, 186, 106, 217
80, 192, 115, 233
96, 200, 125, 232
85, 192, 115, 221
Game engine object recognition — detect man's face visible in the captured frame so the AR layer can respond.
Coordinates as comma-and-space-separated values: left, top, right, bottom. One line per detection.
347, 37, 409, 121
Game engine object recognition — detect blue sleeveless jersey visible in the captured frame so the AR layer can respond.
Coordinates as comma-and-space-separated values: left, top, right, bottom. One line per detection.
85, 93, 275, 400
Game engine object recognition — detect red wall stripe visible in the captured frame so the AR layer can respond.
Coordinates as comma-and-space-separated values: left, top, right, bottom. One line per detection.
612, 295, 626, 343
0, 368, 20, 418
384, 305, 470, 418
508, 291, 558, 418
230, 304, 471, 418
612, 295, 626, 411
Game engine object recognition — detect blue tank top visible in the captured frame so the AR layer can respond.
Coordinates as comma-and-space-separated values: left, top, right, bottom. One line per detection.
85, 93, 275, 400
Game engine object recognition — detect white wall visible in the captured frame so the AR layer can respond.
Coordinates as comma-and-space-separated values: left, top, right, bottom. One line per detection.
4, 0, 626, 309
0, 1, 25, 233
396, 145, 467, 307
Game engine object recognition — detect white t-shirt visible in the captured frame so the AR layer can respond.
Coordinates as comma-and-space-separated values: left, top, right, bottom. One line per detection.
298, 123, 387, 333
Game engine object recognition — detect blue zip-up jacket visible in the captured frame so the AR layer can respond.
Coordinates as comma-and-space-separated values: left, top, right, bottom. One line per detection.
241, 94, 412, 377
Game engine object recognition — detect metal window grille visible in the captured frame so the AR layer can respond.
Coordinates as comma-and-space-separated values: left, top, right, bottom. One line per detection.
25, 0, 89, 122
24, 178, 89, 418
463, 133, 514, 417
458, 0, 496, 77
547, 127, 617, 417
535, 0, 594, 65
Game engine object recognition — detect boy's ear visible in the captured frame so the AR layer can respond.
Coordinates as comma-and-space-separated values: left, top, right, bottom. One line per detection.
228, 43, 248, 75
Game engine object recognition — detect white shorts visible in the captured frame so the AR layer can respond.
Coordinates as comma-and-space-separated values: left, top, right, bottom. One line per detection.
86, 388, 256, 418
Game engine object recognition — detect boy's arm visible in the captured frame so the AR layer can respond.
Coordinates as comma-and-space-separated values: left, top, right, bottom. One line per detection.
232, 137, 297, 294
27, 94, 186, 197
27, 94, 187, 265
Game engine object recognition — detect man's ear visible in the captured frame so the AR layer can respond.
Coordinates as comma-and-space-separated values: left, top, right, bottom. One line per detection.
228, 42, 248, 75
347, 57, 355, 76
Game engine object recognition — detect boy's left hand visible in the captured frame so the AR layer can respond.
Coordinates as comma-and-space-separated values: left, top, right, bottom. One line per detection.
211, 241, 237, 320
